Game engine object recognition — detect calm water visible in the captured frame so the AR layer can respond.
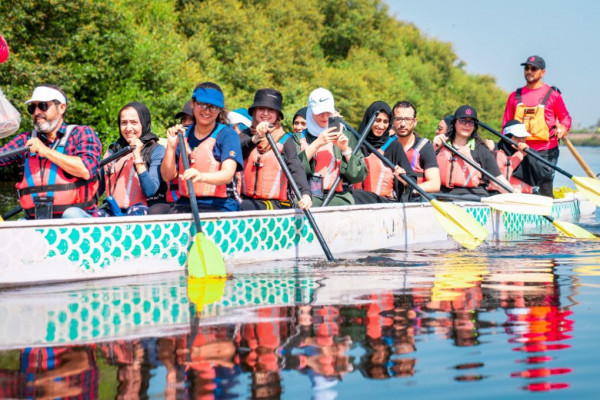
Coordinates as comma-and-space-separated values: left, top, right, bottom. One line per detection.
0, 146, 598, 399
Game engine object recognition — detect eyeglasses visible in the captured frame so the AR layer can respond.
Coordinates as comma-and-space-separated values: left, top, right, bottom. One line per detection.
457, 117, 476, 126
393, 117, 415, 123
524, 65, 539, 72
193, 100, 220, 113
27, 101, 55, 114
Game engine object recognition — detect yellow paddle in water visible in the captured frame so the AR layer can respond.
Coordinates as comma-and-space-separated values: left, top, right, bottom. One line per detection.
178, 131, 226, 278
442, 139, 596, 239
480, 122, 600, 207
343, 123, 488, 249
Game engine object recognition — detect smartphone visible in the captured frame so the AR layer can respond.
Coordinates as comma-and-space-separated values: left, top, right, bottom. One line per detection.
328, 116, 341, 133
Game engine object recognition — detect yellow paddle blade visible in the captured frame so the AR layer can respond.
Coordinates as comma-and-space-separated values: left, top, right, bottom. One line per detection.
431, 199, 489, 250
572, 176, 600, 206
187, 232, 226, 278
187, 276, 226, 311
551, 219, 597, 239
481, 193, 553, 215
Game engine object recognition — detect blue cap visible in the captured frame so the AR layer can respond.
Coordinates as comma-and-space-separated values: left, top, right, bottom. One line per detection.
192, 87, 224, 109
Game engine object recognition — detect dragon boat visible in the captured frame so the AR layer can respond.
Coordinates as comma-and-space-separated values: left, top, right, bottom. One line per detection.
0, 195, 594, 288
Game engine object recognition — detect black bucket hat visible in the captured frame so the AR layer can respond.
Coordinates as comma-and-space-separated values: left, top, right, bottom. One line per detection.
248, 88, 284, 119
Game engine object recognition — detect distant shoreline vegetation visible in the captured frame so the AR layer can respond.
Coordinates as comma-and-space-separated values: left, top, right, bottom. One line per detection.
564, 133, 600, 146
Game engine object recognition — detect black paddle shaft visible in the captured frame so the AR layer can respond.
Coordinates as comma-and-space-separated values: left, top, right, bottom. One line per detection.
322, 111, 383, 206
264, 130, 335, 262
177, 131, 203, 234
0, 146, 29, 160
342, 121, 433, 202
441, 141, 513, 193
479, 121, 573, 179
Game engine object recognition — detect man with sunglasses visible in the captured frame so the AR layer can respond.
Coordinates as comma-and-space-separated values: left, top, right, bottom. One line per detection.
502, 55, 571, 197
0, 84, 101, 219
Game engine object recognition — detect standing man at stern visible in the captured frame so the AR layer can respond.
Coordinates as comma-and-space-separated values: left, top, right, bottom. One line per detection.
0, 84, 101, 219
502, 55, 571, 197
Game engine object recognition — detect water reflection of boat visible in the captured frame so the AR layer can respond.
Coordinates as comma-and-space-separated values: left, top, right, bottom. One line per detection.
0, 196, 592, 287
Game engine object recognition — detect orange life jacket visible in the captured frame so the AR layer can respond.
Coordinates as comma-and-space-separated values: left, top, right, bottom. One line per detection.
16, 126, 99, 218
514, 87, 554, 142
354, 136, 396, 197
243, 133, 291, 201
103, 152, 146, 208
437, 142, 482, 189
488, 150, 533, 193
179, 124, 233, 199
314, 142, 343, 192
405, 136, 430, 184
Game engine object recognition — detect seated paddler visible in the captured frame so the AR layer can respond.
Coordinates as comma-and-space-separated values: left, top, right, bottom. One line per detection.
97, 101, 166, 217
239, 88, 312, 211
299, 87, 368, 207
151, 82, 243, 214
0, 84, 101, 219
352, 101, 417, 204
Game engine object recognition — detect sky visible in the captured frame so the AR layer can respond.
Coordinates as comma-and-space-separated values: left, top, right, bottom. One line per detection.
386, 0, 600, 129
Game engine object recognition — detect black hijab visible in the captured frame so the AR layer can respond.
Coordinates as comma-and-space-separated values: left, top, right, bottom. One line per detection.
293, 107, 307, 122
359, 101, 393, 152
114, 101, 160, 163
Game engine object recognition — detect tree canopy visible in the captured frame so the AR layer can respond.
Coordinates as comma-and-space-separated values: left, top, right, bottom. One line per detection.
0, 0, 507, 146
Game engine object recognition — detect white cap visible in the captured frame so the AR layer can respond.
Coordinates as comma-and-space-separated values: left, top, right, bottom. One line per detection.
503, 121, 531, 138
308, 87, 335, 115
25, 86, 67, 105
227, 110, 252, 128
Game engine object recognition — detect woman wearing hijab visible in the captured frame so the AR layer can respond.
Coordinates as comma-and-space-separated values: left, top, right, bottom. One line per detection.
299, 88, 367, 207
352, 101, 416, 204
432, 105, 510, 196
435, 115, 454, 136
99, 101, 166, 216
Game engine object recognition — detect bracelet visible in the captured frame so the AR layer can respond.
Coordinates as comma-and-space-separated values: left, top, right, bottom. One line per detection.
133, 158, 145, 165
342, 148, 352, 157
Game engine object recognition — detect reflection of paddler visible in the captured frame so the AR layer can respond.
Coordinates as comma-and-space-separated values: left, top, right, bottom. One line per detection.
240, 306, 290, 372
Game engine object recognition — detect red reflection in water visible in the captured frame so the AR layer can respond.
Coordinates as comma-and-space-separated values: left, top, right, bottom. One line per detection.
516, 356, 553, 364
524, 382, 570, 391
511, 367, 572, 378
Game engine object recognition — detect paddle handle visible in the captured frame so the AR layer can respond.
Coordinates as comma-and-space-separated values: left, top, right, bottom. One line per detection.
177, 131, 203, 234
99, 145, 134, 167
563, 138, 596, 178
322, 111, 382, 207
264, 130, 335, 262
342, 121, 433, 202
441, 141, 513, 193
0, 145, 29, 160
479, 121, 573, 179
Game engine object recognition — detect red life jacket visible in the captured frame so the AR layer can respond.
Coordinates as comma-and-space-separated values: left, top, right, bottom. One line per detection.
103, 152, 146, 208
243, 133, 291, 201
354, 136, 396, 197
16, 126, 99, 218
314, 142, 343, 192
437, 142, 482, 189
179, 124, 233, 199
405, 136, 430, 184
488, 150, 533, 193
165, 179, 180, 203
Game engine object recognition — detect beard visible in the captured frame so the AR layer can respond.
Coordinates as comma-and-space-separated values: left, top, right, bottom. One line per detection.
34, 116, 60, 133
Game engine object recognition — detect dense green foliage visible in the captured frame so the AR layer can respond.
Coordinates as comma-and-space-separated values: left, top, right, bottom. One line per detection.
0, 0, 507, 146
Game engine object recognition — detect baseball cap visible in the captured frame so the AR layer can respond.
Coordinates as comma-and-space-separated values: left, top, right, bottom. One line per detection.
308, 88, 335, 115
520, 55, 545, 70
25, 85, 67, 105
503, 119, 531, 138
175, 100, 193, 119
453, 105, 478, 121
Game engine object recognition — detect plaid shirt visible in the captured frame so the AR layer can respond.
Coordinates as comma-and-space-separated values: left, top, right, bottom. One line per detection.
0, 121, 102, 177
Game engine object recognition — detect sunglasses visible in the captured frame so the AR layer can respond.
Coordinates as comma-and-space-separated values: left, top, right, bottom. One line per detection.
457, 117, 476, 126
27, 101, 56, 114
193, 100, 220, 113
524, 65, 539, 72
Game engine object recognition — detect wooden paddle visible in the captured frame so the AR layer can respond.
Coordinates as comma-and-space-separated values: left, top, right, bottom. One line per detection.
440, 141, 553, 215
441, 140, 596, 239
0, 145, 135, 221
177, 131, 227, 278
322, 110, 381, 207
563, 138, 597, 179
264, 128, 335, 261
480, 121, 600, 207
343, 123, 488, 250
